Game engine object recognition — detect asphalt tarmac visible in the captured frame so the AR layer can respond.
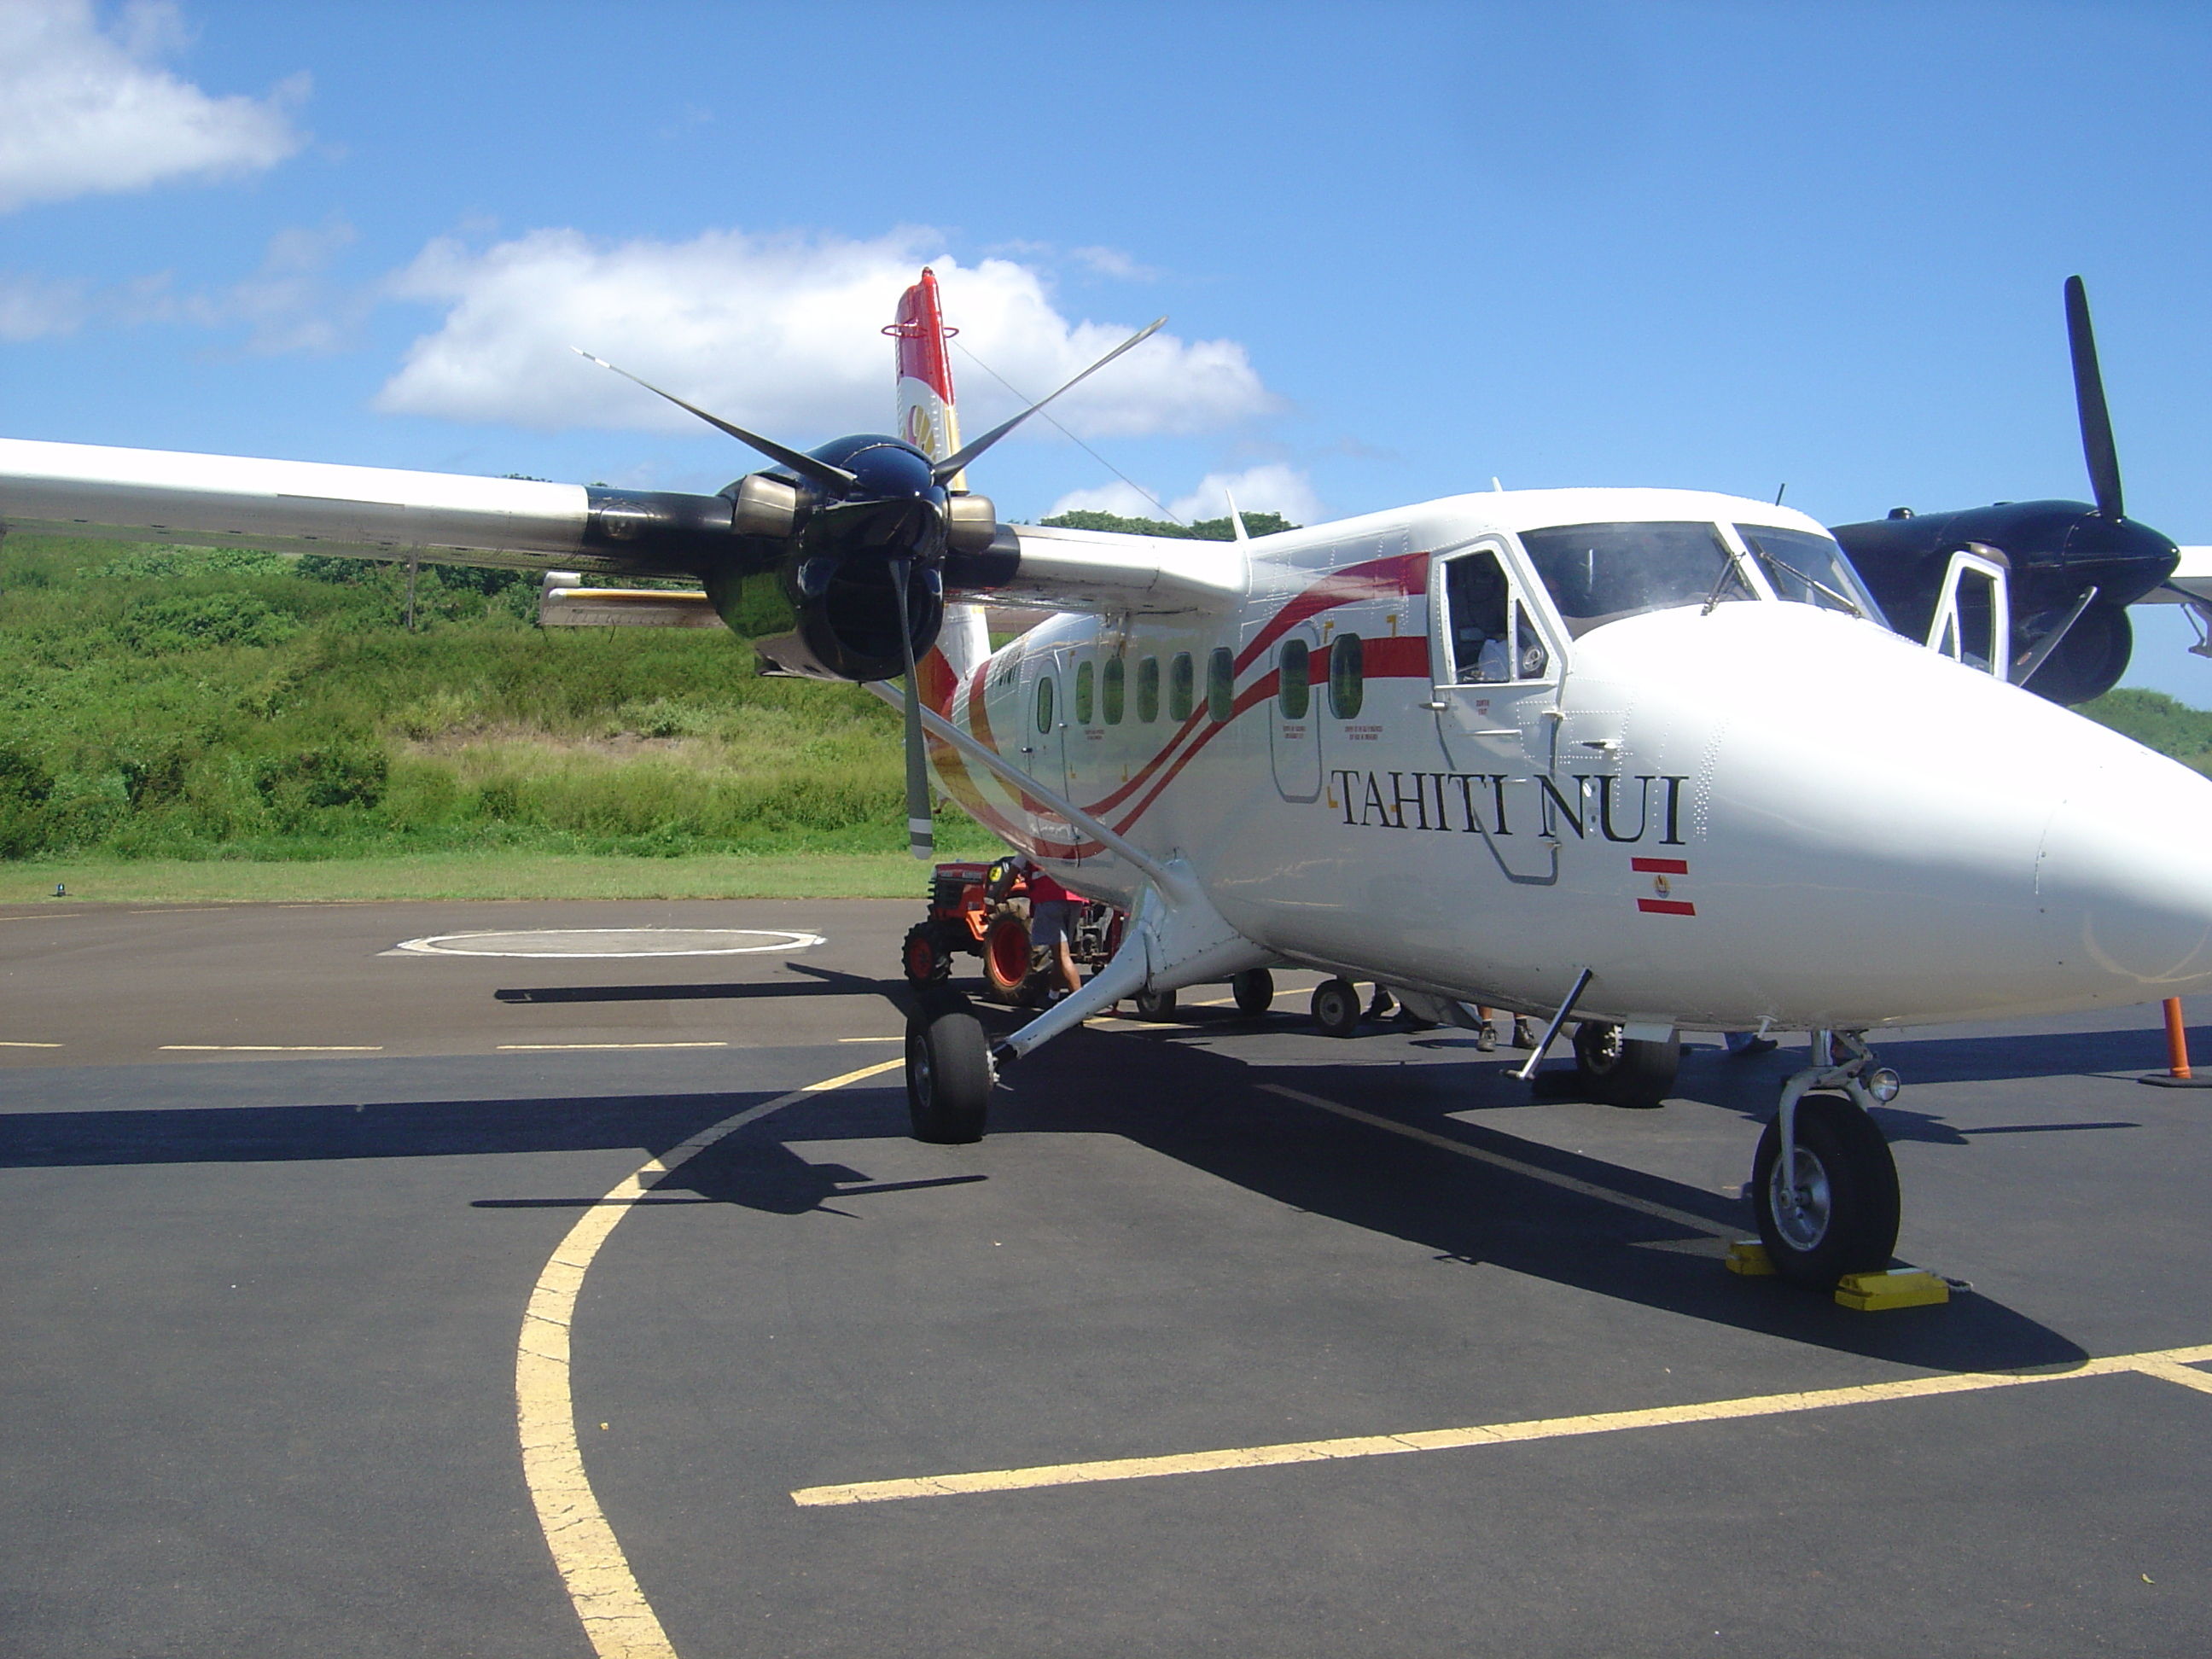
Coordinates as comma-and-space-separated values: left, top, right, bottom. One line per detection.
1, 897, 2206, 1657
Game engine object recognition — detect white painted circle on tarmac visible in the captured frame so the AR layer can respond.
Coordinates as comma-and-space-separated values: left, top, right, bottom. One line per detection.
393, 928, 825, 958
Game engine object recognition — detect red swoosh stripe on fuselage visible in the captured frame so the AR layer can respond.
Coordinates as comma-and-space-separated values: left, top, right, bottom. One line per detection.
1074, 550, 1432, 821
940, 550, 1433, 863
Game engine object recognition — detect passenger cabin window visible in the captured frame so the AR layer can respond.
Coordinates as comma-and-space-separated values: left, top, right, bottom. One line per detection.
1733, 524, 1883, 624
1074, 660, 1095, 725
1278, 638, 1310, 719
1168, 652, 1194, 722
1328, 632, 1364, 719
1035, 675, 1055, 733
1207, 647, 1234, 723
1138, 655, 1161, 723
1103, 656, 1125, 725
1520, 521, 1744, 637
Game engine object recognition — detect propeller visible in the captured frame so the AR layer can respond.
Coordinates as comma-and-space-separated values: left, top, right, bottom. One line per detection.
572, 349, 860, 495
2064, 275, 2124, 520
576, 316, 1170, 863
931, 317, 1166, 482
889, 558, 933, 860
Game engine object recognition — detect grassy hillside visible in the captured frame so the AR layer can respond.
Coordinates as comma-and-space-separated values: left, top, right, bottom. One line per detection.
2078, 687, 2212, 773
0, 535, 998, 864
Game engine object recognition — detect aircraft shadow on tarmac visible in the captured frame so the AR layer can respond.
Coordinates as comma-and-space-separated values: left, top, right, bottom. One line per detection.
493, 962, 896, 1004
946, 1016, 2092, 1375
0, 997, 2101, 1375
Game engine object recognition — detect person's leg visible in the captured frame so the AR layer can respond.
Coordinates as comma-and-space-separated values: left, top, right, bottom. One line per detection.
1476, 1004, 1499, 1052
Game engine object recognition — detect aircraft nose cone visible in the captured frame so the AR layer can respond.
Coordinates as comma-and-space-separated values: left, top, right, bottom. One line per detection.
2037, 745, 2212, 995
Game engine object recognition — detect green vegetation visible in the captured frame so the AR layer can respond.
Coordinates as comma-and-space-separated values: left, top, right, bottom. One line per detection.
2079, 686, 2212, 773
0, 535, 998, 868
1038, 508, 1300, 539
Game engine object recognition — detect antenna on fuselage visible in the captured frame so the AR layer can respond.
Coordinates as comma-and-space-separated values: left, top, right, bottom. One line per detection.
1223, 486, 1249, 544
1774, 482, 1788, 505
1492, 477, 1504, 492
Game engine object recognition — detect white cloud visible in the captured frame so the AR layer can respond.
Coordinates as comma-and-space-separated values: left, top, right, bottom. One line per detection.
0, 271, 88, 339
1048, 463, 1325, 527
373, 226, 1278, 440
1169, 464, 1325, 525
1044, 481, 1175, 521
0, 2, 306, 213
1068, 245, 1158, 282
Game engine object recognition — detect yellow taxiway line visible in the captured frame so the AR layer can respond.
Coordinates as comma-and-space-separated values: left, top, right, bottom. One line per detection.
792, 1342, 2212, 1508
515, 1056, 903, 1659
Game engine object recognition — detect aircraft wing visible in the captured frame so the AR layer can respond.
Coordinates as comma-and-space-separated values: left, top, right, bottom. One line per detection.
0, 436, 731, 579
976, 522, 1245, 614
0, 437, 1246, 617
2142, 545, 2212, 606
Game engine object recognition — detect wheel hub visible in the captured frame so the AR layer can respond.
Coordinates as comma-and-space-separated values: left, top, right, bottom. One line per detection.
1769, 1148, 1831, 1250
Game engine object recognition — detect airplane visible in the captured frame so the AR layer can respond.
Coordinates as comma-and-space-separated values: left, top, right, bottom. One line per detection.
3, 268, 2212, 1298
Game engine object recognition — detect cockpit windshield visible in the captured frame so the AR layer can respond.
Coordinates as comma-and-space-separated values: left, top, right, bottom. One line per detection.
1517, 521, 1743, 637
1732, 524, 1886, 626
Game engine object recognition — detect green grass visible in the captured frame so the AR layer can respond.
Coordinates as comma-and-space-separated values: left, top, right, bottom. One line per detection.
0, 849, 941, 904
2078, 687, 2212, 773
0, 535, 1002, 866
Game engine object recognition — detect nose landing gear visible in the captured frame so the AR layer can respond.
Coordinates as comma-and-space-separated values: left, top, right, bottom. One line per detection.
1750, 1032, 1902, 1286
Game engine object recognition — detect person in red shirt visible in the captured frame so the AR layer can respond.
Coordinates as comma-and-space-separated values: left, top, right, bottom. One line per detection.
1014, 857, 1085, 999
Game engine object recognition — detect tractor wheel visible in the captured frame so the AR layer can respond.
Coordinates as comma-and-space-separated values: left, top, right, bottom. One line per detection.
1311, 978, 1361, 1038
981, 910, 1030, 1004
1573, 1021, 1679, 1109
906, 989, 992, 1144
901, 922, 952, 985
1750, 1094, 1901, 1286
1231, 968, 1275, 1016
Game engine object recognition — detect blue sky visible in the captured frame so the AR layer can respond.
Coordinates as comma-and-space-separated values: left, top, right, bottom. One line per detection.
5, 0, 2212, 698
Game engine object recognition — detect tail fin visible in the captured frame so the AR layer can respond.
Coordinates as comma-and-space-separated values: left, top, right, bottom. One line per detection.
889, 268, 987, 704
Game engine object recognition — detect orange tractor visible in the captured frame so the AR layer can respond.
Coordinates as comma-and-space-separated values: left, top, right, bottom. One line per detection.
901, 858, 1126, 1006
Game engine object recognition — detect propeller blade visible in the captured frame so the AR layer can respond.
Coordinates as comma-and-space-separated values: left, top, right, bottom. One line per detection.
2064, 276, 2124, 520
572, 349, 859, 496
889, 559, 934, 862
932, 317, 1167, 483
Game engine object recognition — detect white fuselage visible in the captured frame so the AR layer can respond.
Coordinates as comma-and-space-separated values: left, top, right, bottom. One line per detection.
929, 486, 2212, 1033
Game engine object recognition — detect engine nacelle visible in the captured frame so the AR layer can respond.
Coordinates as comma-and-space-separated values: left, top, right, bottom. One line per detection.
706, 550, 945, 683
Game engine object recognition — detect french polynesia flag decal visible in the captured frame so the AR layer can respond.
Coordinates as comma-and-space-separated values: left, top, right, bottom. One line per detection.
1632, 857, 1696, 917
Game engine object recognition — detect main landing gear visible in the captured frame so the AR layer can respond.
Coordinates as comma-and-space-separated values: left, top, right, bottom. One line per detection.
905, 987, 993, 1144
1571, 1022, 1680, 1109
1749, 1031, 1902, 1286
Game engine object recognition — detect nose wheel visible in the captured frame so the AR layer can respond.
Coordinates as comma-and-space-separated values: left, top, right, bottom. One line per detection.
1750, 1090, 1901, 1286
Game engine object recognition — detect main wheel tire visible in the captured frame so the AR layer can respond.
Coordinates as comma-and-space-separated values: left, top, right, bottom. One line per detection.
1572, 1021, 1680, 1109
1231, 968, 1275, 1016
906, 992, 992, 1144
901, 921, 952, 984
1750, 1093, 1901, 1287
1133, 986, 1179, 1022
981, 910, 1030, 1004
1311, 977, 1361, 1038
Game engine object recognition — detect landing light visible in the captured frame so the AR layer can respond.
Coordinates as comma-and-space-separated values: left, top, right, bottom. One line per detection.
1867, 1068, 1902, 1103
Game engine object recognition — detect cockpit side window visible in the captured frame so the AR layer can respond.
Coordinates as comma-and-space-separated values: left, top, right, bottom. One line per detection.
1441, 548, 1553, 683
1519, 521, 1743, 637
1445, 551, 1512, 683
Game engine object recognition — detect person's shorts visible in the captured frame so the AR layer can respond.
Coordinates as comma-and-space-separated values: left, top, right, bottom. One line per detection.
1029, 899, 1072, 952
